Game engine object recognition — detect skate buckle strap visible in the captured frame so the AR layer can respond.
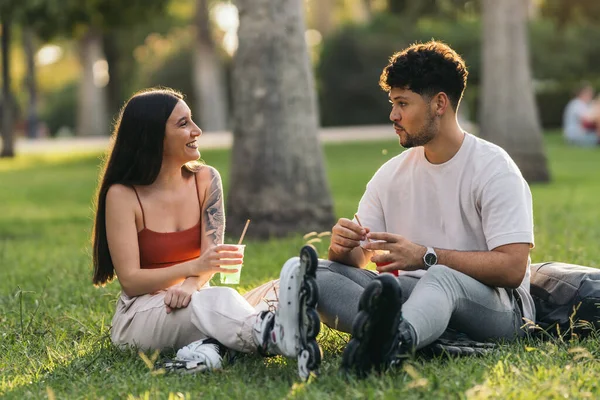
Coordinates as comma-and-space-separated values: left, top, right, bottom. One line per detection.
255, 311, 277, 357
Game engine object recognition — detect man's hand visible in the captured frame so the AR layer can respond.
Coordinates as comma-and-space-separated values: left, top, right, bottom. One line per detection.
364, 232, 426, 273
164, 278, 199, 314
330, 218, 369, 255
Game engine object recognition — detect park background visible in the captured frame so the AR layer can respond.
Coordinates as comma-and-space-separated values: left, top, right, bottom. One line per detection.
1, 0, 600, 398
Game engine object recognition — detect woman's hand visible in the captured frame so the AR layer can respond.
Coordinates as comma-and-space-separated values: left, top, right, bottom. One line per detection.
191, 244, 244, 276
164, 278, 199, 314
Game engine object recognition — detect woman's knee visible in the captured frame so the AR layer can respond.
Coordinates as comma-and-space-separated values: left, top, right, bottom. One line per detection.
193, 286, 239, 301
191, 286, 242, 311
191, 286, 255, 316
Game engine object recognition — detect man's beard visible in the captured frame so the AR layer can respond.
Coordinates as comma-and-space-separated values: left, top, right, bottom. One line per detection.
400, 111, 437, 148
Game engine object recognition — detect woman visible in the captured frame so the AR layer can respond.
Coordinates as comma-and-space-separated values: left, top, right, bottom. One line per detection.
91, 88, 321, 380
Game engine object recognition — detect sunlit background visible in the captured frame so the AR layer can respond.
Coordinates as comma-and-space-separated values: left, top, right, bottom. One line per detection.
0, 0, 599, 142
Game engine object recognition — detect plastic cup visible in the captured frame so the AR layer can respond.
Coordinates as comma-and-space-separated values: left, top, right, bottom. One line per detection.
375, 261, 398, 276
219, 245, 245, 285
373, 249, 398, 276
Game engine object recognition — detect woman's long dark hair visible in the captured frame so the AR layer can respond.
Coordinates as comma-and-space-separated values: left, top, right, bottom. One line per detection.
92, 88, 184, 286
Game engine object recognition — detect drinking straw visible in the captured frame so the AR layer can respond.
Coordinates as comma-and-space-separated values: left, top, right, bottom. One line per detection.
354, 214, 370, 243
238, 219, 251, 245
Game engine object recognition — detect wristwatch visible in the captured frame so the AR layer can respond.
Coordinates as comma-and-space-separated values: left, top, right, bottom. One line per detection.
423, 247, 437, 269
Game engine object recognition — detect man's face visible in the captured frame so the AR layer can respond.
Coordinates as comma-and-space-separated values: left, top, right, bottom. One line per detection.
388, 87, 438, 148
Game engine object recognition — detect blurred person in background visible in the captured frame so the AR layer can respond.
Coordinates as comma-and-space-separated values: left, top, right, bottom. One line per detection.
584, 93, 600, 141
562, 83, 599, 147
91, 88, 321, 379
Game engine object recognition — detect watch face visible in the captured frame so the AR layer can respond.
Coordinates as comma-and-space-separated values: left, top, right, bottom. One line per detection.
425, 252, 437, 266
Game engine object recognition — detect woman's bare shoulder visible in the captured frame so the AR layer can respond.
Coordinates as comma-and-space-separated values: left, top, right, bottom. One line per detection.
106, 183, 138, 207
194, 165, 222, 188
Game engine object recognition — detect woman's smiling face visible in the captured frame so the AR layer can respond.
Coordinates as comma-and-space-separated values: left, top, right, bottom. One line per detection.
163, 100, 203, 163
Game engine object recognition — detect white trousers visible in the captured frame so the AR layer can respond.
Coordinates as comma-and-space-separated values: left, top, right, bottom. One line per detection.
111, 279, 280, 352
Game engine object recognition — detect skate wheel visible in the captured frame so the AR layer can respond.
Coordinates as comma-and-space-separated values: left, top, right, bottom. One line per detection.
341, 338, 373, 379
300, 245, 319, 276
305, 339, 322, 370
351, 310, 371, 341
302, 276, 319, 307
303, 307, 321, 339
358, 280, 383, 312
340, 338, 360, 374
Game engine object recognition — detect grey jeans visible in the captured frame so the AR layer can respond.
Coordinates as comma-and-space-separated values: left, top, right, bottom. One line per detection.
316, 260, 525, 349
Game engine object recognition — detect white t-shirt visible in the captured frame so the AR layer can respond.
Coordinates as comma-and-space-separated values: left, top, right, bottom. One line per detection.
356, 132, 535, 322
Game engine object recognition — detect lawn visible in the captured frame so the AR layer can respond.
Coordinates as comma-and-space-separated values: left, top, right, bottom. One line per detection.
1, 135, 599, 399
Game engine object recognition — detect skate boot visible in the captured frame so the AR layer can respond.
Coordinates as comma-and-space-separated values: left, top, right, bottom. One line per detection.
341, 273, 414, 378
253, 245, 322, 380
162, 338, 223, 374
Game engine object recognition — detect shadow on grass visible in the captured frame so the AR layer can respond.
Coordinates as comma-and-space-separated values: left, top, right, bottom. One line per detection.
2, 337, 334, 399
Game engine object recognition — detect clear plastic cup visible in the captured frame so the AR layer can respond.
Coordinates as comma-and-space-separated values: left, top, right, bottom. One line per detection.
219, 244, 245, 285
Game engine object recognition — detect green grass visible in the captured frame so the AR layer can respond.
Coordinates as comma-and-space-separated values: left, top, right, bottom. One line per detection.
1, 135, 600, 399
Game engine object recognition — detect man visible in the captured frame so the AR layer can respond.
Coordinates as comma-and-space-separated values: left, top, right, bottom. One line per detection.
562, 83, 599, 147
316, 41, 535, 377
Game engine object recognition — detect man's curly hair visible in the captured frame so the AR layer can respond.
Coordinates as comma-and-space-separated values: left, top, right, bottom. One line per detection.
379, 41, 468, 111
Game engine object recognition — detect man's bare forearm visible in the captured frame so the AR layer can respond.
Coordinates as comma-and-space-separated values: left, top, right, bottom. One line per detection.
328, 246, 370, 268
435, 244, 529, 288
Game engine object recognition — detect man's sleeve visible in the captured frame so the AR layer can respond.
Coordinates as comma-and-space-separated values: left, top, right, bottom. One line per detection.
479, 172, 534, 250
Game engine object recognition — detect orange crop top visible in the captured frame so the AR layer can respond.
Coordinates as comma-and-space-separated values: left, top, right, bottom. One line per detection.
132, 179, 202, 269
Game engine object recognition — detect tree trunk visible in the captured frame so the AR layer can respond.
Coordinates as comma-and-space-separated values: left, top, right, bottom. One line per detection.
77, 28, 108, 136
193, 0, 228, 132
23, 28, 38, 139
103, 31, 122, 118
1, 17, 15, 157
228, 0, 335, 239
480, 0, 550, 183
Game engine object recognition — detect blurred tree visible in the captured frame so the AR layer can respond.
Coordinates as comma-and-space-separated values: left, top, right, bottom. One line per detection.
70, 0, 170, 136
0, 0, 171, 144
306, 0, 372, 34
76, 26, 108, 136
22, 28, 38, 139
388, 0, 436, 16
387, 0, 477, 20
541, 0, 600, 28
19, 0, 171, 136
480, 0, 550, 183
102, 30, 121, 116
0, 11, 15, 157
227, 0, 335, 239
193, 0, 228, 131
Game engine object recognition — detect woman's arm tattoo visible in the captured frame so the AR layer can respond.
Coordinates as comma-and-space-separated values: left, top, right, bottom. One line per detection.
203, 169, 225, 245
